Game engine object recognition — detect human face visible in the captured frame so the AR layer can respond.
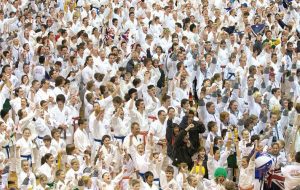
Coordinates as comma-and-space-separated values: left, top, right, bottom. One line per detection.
22, 161, 30, 172
183, 133, 189, 143
0, 123, 6, 131
272, 144, 279, 155
138, 101, 145, 110
53, 132, 60, 140
275, 89, 281, 97
80, 121, 87, 130
146, 175, 154, 185
103, 173, 111, 183
59, 172, 65, 181
168, 108, 175, 119
72, 161, 80, 171
173, 127, 180, 136
190, 177, 198, 187
214, 150, 220, 160
44, 140, 51, 147
242, 131, 250, 141
166, 172, 173, 181
133, 183, 141, 190
23, 129, 31, 140
132, 124, 140, 136
208, 104, 216, 114
230, 102, 238, 112
103, 137, 111, 147
270, 114, 278, 124
217, 176, 225, 184
47, 155, 55, 165
109, 55, 114, 64
199, 150, 206, 158
255, 94, 262, 103
241, 157, 248, 168
57, 101, 64, 109
137, 144, 144, 154
21, 98, 27, 108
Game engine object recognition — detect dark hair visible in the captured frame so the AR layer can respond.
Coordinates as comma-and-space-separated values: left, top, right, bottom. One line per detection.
66, 144, 76, 155
51, 128, 60, 137
213, 146, 219, 155
43, 135, 52, 142
101, 135, 111, 142
167, 107, 175, 113
78, 118, 87, 126
56, 94, 66, 103
208, 121, 217, 131
135, 99, 144, 108
158, 110, 166, 116
112, 96, 123, 104
295, 152, 300, 163
1, 65, 10, 74
17, 109, 24, 119
181, 99, 189, 107
0, 109, 9, 119
55, 76, 65, 87
144, 171, 154, 181
206, 102, 214, 110
41, 153, 53, 165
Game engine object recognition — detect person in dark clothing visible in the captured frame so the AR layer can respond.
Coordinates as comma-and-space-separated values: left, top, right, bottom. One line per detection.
166, 107, 180, 159
126, 51, 140, 73
190, 146, 209, 179
179, 110, 206, 153
153, 59, 165, 90
172, 124, 196, 170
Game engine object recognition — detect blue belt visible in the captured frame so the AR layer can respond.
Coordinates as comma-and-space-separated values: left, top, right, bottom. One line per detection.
138, 172, 145, 181
114, 135, 125, 142
37, 136, 44, 140
154, 178, 161, 188
21, 154, 32, 160
227, 72, 235, 80
21, 154, 32, 166
2, 145, 9, 158
94, 139, 102, 144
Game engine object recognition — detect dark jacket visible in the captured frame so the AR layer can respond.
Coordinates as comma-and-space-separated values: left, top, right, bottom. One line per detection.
166, 119, 177, 159
179, 116, 206, 152
172, 130, 195, 170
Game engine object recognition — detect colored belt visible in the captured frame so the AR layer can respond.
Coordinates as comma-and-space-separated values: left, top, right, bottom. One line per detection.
94, 138, 102, 144
2, 145, 9, 158
21, 154, 32, 166
114, 135, 126, 142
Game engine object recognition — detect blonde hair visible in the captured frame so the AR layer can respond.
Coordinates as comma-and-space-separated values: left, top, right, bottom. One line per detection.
220, 111, 230, 122
253, 91, 261, 99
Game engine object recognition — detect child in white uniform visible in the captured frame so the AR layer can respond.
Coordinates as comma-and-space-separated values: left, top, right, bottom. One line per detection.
37, 153, 56, 183
237, 139, 257, 190
39, 135, 58, 163
16, 128, 35, 169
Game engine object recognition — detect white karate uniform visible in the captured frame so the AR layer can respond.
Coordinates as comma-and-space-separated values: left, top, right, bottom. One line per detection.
37, 163, 54, 182
281, 162, 300, 190
74, 128, 91, 153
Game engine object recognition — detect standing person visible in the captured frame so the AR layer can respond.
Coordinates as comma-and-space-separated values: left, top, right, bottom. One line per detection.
74, 118, 91, 154
16, 128, 35, 169
49, 94, 73, 143
172, 124, 196, 170
236, 139, 258, 190
179, 110, 205, 152
281, 152, 300, 190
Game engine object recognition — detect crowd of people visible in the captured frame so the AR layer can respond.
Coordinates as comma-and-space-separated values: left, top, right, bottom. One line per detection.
0, 0, 300, 189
